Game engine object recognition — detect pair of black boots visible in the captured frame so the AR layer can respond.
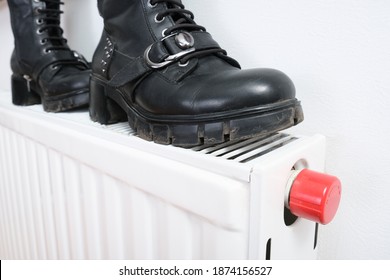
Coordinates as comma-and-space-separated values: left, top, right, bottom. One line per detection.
7, 0, 303, 147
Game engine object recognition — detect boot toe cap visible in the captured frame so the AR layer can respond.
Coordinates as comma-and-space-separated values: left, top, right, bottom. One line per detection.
192, 68, 296, 113
41, 69, 91, 97
135, 68, 296, 116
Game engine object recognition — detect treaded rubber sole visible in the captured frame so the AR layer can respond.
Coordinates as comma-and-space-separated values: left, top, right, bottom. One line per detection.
90, 76, 304, 147
11, 74, 89, 113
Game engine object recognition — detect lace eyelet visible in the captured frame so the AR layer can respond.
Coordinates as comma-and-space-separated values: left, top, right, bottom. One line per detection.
161, 28, 168, 37
36, 29, 44, 34
148, 0, 157, 8
51, 65, 59, 70
154, 14, 165, 23
40, 39, 46, 44
44, 49, 51, 54
36, 18, 44, 25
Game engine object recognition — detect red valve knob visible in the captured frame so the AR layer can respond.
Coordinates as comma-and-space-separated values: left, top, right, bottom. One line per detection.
287, 169, 341, 225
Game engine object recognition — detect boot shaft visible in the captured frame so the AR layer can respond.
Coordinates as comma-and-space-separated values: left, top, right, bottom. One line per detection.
97, 0, 170, 55
7, 0, 69, 75
93, 0, 231, 80
96, 0, 211, 56
7, 0, 41, 66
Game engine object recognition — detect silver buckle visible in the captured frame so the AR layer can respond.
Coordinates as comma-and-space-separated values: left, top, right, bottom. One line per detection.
144, 32, 196, 69
144, 46, 195, 69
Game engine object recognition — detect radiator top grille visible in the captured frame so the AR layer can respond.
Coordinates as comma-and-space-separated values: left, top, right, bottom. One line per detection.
190, 133, 297, 163
100, 122, 296, 163
85, 120, 297, 164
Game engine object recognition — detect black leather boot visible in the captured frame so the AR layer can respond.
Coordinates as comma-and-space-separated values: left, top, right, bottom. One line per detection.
90, 0, 303, 146
7, 0, 90, 112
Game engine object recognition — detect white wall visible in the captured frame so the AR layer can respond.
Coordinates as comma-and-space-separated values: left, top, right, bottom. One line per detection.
1, 0, 390, 259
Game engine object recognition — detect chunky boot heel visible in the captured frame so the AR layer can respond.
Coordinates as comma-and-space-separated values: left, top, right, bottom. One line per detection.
11, 74, 41, 106
90, 78, 127, 124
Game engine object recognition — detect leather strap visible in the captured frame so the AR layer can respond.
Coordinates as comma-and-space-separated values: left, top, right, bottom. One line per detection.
107, 31, 223, 88
108, 57, 152, 88
148, 31, 220, 63
32, 50, 85, 81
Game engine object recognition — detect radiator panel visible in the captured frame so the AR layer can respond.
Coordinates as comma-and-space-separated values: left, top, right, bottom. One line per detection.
0, 124, 249, 259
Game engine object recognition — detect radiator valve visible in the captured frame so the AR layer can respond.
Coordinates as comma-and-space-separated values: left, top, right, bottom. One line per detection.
285, 169, 342, 225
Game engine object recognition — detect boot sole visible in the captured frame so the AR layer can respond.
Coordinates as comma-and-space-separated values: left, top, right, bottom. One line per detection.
90, 76, 304, 147
11, 74, 89, 113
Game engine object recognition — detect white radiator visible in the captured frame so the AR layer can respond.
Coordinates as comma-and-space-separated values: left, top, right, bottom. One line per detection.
0, 90, 332, 260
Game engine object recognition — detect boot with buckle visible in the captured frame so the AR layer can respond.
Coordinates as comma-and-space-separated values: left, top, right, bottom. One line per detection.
90, 0, 304, 146
7, 0, 90, 112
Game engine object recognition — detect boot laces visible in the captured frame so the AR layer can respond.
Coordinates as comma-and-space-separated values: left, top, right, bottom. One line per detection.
150, 0, 227, 63
36, 0, 68, 52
